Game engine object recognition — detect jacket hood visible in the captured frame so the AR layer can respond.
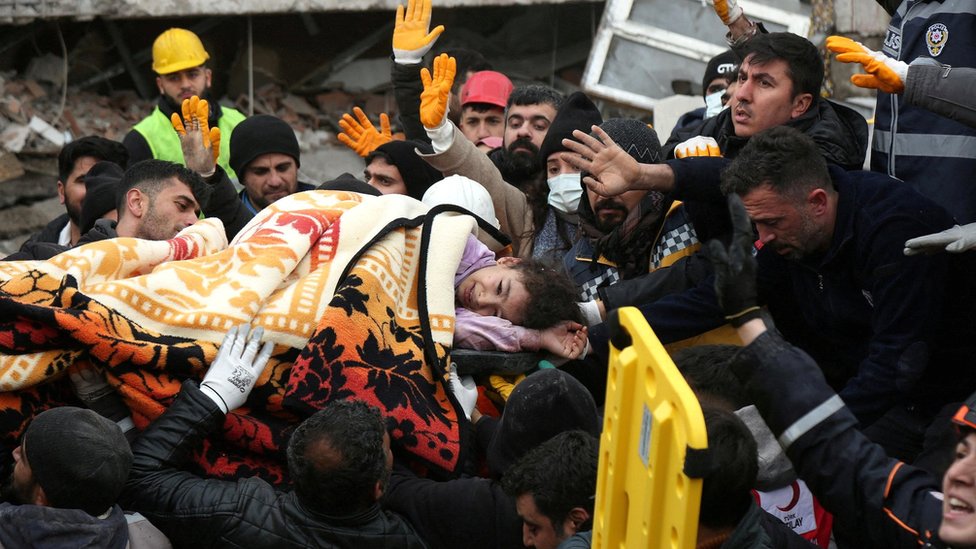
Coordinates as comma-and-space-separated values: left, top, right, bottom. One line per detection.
800, 99, 868, 171
0, 503, 128, 549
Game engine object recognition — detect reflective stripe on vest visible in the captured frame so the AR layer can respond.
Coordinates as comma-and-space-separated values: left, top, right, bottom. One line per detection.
873, 130, 976, 160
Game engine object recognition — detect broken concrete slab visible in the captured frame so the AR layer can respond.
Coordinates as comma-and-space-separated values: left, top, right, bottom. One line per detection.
0, 123, 30, 153
0, 151, 25, 183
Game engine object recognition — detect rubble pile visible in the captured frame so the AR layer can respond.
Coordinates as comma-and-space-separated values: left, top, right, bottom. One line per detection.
0, 70, 388, 255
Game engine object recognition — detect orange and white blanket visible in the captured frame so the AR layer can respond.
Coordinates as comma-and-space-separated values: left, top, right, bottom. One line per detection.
0, 190, 477, 480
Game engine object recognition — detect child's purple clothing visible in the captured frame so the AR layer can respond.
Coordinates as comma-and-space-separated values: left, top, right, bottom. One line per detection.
453, 235, 539, 352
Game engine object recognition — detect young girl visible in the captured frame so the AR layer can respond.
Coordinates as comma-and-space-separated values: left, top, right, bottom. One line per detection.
454, 235, 587, 359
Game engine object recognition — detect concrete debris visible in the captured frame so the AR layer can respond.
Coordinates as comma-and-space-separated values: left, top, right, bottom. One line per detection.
25, 53, 67, 88
28, 115, 70, 147
0, 151, 25, 183
0, 123, 30, 153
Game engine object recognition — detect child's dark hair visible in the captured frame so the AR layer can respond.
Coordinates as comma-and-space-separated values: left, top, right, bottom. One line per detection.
512, 258, 583, 329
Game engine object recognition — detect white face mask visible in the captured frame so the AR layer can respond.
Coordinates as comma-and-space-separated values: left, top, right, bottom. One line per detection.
547, 173, 583, 214
705, 89, 727, 119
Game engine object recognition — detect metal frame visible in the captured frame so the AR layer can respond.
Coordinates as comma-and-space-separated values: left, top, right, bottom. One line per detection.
582, 0, 812, 111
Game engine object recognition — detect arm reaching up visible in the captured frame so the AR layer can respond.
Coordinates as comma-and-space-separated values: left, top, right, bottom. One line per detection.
337, 106, 393, 157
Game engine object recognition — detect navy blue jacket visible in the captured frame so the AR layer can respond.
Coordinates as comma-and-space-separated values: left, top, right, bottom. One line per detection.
757, 165, 976, 425
873, 0, 976, 223
731, 329, 948, 548
590, 159, 976, 428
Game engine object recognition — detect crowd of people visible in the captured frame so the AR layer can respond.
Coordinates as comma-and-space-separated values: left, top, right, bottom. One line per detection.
2, 0, 976, 547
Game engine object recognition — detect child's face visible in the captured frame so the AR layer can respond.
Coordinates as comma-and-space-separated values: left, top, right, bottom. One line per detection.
457, 257, 530, 324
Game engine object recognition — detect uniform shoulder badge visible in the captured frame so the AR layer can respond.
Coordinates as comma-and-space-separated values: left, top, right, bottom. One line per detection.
926, 23, 949, 56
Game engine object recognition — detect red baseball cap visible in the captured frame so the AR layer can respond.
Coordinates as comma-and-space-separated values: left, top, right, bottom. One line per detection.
461, 71, 514, 109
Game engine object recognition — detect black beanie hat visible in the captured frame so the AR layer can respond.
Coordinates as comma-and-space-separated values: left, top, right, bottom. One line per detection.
23, 406, 132, 516
79, 161, 124, 235
487, 369, 600, 478
317, 172, 381, 196
229, 115, 301, 177
367, 140, 442, 200
538, 91, 603, 168
596, 118, 662, 165
702, 49, 739, 98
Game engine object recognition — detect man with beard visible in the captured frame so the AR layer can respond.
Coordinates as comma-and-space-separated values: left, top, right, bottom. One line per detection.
228, 114, 315, 215
490, 85, 562, 190
417, 52, 564, 257
568, 124, 976, 470
17, 136, 127, 251
124, 28, 246, 180
667, 32, 866, 170
0, 406, 168, 547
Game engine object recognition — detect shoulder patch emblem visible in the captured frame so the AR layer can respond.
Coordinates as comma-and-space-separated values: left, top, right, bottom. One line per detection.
926, 23, 948, 57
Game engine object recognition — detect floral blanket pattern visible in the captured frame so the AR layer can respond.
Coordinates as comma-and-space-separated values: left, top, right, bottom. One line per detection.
0, 191, 475, 481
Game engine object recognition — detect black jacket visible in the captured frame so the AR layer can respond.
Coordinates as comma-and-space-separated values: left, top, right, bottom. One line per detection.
121, 381, 427, 549
731, 329, 948, 548
203, 166, 253, 241
391, 60, 430, 145
4, 218, 118, 261
756, 166, 976, 426
664, 98, 868, 170
7, 212, 70, 260
383, 464, 524, 549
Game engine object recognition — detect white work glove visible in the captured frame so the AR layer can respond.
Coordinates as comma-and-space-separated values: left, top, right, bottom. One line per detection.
706, 0, 743, 26
904, 223, 976, 255
578, 300, 604, 327
200, 324, 274, 414
448, 364, 478, 421
674, 135, 722, 158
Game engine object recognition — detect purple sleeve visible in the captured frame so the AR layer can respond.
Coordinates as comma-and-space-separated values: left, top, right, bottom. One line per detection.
455, 234, 497, 288
454, 308, 541, 352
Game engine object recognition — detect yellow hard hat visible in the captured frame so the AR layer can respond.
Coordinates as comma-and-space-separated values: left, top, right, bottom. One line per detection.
152, 28, 210, 75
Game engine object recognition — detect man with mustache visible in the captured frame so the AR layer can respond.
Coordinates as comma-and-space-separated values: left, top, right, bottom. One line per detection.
573, 33, 868, 331
567, 125, 976, 474
416, 52, 564, 257
666, 32, 866, 170
124, 28, 246, 180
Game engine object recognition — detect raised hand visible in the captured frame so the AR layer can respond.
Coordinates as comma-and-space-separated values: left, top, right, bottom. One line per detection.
337, 107, 393, 157
420, 53, 456, 129
393, 0, 445, 64
171, 95, 220, 174
560, 126, 641, 197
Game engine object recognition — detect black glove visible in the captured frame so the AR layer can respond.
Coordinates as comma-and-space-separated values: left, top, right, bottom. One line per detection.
706, 194, 761, 327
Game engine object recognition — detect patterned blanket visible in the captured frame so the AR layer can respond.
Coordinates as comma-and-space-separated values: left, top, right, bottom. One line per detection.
0, 191, 476, 481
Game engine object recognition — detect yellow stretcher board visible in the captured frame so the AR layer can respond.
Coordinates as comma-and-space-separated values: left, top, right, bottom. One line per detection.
592, 307, 708, 549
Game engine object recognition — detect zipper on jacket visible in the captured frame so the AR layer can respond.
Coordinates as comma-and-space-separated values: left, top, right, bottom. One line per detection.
818, 274, 824, 291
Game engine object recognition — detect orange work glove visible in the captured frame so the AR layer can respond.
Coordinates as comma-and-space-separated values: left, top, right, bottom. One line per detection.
392, 0, 445, 64
826, 35, 908, 94
337, 107, 393, 157
420, 53, 456, 129
674, 136, 722, 158
171, 95, 221, 167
